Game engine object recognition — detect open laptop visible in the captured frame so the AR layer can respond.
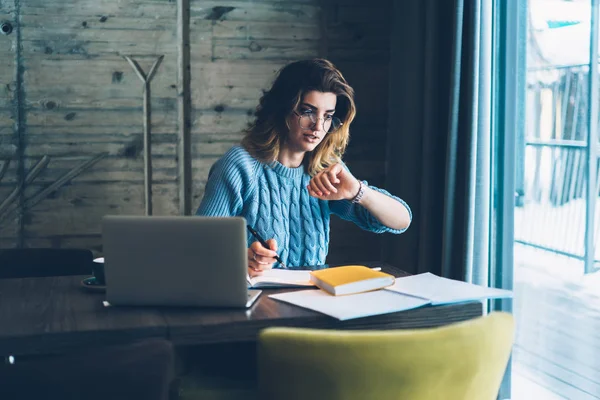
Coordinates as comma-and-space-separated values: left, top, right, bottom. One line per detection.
102, 215, 261, 308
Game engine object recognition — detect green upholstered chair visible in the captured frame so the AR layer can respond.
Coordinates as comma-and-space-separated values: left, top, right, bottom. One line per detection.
257, 312, 515, 400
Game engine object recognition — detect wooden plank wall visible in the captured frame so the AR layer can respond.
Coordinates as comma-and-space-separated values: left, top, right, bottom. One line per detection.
1, 0, 179, 251
188, 0, 322, 208
0, 0, 18, 247
0, 0, 394, 264
325, 0, 392, 264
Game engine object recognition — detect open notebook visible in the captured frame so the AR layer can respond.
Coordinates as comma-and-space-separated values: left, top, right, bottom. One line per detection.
247, 269, 314, 289
270, 272, 512, 320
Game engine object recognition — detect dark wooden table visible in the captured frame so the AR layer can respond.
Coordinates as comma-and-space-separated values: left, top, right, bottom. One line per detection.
0, 262, 483, 356
0, 275, 167, 356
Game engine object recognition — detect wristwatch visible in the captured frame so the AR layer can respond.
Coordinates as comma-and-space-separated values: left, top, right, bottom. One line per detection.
351, 180, 366, 204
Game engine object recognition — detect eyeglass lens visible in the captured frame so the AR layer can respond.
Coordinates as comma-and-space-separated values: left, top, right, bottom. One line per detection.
299, 114, 341, 133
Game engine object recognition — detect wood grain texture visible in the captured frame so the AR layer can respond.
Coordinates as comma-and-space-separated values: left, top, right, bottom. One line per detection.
189, 1, 320, 23
323, 0, 395, 263
160, 263, 483, 345
21, 2, 176, 19
19, 235, 104, 255
167, 301, 483, 346
0, 263, 483, 356
23, 182, 179, 236
22, 65, 177, 119
188, 1, 320, 218
13, 0, 178, 249
2, 0, 399, 265
177, 0, 192, 215
0, 6, 17, 247
0, 218, 19, 241
0, 275, 167, 356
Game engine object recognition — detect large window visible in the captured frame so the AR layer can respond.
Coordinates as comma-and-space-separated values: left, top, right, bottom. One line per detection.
495, 0, 600, 398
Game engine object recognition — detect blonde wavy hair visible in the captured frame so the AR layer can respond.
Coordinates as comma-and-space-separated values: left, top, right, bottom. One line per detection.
241, 59, 356, 176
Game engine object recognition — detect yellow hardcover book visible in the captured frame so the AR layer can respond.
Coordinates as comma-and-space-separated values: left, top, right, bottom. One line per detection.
309, 265, 395, 296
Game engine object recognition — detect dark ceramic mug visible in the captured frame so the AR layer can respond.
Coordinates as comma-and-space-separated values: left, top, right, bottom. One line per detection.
92, 257, 105, 285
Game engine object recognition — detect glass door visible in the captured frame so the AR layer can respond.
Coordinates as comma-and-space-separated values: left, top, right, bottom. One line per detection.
495, 0, 600, 398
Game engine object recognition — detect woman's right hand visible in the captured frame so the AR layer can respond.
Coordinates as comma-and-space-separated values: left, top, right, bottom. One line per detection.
247, 239, 278, 277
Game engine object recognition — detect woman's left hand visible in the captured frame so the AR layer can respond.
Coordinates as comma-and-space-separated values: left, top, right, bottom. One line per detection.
307, 163, 360, 201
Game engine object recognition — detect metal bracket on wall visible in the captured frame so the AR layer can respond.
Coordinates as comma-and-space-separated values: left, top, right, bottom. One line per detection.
0, 153, 108, 229
124, 55, 164, 216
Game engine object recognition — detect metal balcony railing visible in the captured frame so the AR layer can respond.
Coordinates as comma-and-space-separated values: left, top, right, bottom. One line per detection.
515, 65, 600, 270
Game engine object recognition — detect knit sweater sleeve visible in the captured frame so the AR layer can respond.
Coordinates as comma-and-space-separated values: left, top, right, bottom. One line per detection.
195, 146, 258, 217
329, 179, 412, 234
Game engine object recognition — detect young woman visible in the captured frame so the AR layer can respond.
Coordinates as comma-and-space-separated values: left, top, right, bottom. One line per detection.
197, 59, 411, 276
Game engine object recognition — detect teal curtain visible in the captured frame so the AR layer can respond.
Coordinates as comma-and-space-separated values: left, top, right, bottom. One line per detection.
384, 0, 492, 284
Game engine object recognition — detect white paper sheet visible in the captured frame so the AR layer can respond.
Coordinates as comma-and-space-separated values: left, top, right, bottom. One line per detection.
385, 273, 513, 305
269, 289, 430, 321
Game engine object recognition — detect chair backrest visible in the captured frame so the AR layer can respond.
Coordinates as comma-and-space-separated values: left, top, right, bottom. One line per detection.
0, 248, 93, 279
258, 312, 515, 400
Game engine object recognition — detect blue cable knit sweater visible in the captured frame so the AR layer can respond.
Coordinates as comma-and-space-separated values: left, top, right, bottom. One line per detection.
196, 146, 411, 267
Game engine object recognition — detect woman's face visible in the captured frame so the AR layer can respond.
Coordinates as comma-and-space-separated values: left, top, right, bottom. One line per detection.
285, 90, 338, 154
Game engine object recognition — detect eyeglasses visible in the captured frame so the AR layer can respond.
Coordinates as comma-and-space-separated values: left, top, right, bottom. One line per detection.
293, 111, 343, 133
